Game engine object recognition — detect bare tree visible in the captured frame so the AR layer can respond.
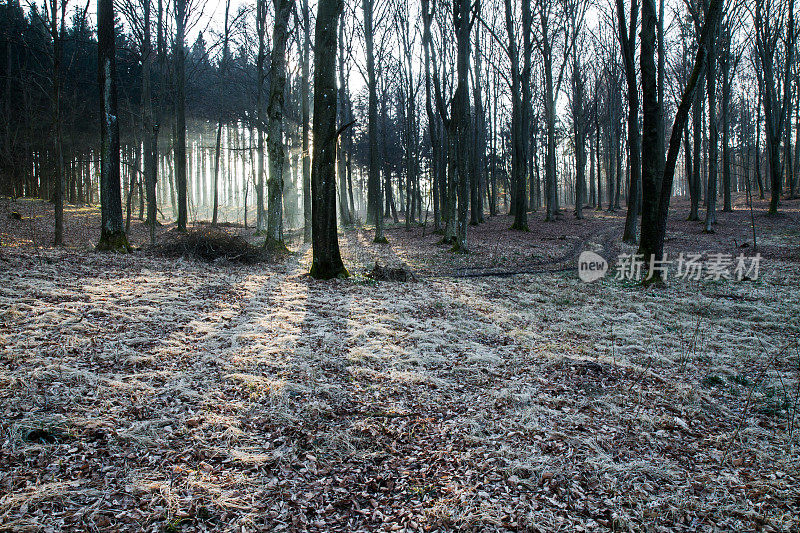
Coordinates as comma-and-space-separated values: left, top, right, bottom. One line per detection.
752, 0, 795, 214
310, 0, 348, 279
42, 0, 68, 244
299, 0, 312, 241
361, 0, 389, 242
255, 0, 269, 232
505, 0, 530, 230
615, 0, 641, 243
97, 0, 130, 251
212, 0, 231, 226
646, 0, 724, 280
264, 0, 294, 249
174, 0, 188, 231
337, 13, 353, 226
534, 0, 585, 221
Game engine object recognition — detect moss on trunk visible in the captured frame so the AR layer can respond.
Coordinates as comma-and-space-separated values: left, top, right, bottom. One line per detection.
96, 231, 132, 253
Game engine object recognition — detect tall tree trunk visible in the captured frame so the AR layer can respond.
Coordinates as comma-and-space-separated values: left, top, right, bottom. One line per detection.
255, 0, 267, 232
211, 0, 231, 227
49, 0, 65, 245
589, 126, 596, 207
506, 0, 526, 229
617, 0, 641, 243
649, 0, 722, 274
174, 0, 187, 231
337, 14, 352, 226
793, 101, 800, 198
363, 0, 385, 241
422, 0, 441, 231
97, 0, 130, 251
572, 61, 586, 220
688, 71, 704, 220
782, 0, 795, 200
595, 104, 603, 210
451, 0, 472, 250
508, 0, 529, 230
300, 0, 312, 241
703, 1, 720, 232
310, 0, 347, 279
639, 0, 662, 261
543, 28, 558, 220
142, 0, 157, 241
363, 0, 379, 228
471, 20, 485, 225
265, 0, 293, 249
720, 26, 733, 212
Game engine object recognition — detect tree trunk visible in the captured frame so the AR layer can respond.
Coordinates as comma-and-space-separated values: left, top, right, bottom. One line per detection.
543, 36, 558, 220
50, 0, 65, 245
141, 0, 157, 240
174, 0, 187, 231
125, 144, 140, 233
451, 0, 472, 251
363, 0, 385, 241
721, 26, 732, 212
617, 0, 641, 243
255, 0, 267, 232
337, 14, 352, 226
471, 20, 485, 225
97, 0, 130, 251
572, 61, 586, 220
638, 0, 661, 260
507, 0, 529, 230
300, 0, 312, 241
265, 0, 293, 249
703, 2, 720, 232
310, 0, 347, 279
422, 0, 441, 231
649, 0, 722, 274
211, 0, 231, 227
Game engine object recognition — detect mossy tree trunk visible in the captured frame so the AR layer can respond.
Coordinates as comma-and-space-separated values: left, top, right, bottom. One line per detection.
265, 0, 293, 251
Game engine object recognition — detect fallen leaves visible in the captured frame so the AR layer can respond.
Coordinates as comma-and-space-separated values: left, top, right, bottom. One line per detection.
1, 198, 799, 531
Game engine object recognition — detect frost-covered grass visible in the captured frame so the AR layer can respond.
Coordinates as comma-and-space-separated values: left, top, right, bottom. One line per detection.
0, 196, 799, 531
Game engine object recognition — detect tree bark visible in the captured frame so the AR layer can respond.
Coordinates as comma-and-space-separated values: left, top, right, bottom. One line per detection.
300, 0, 312, 241
648, 0, 722, 276
703, 0, 720, 232
638, 0, 661, 260
422, 0, 441, 231
337, 14, 352, 226
48, 0, 65, 245
265, 0, 293, 249
616, 0, 641, 243
142, 0, 158, 239
572, 60, 586, 220
174, 0, 187, 231
506, 0, 528, 230
310, 0, 348, 279
212, 0, 231, 227
255, 0, 267, 232
97, 0, 130, 252
451, 0, 473, 251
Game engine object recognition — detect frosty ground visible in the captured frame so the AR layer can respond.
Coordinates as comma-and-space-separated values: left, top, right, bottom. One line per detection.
1, 198, 799, 532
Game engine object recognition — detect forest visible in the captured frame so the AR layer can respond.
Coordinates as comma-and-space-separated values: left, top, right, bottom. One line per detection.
0, 0, 799, 529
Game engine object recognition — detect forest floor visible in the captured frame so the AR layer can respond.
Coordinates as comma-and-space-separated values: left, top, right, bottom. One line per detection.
1, 195, 799, 532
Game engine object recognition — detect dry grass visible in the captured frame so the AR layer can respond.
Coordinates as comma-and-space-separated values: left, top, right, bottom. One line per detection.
0, 196, 799, 531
